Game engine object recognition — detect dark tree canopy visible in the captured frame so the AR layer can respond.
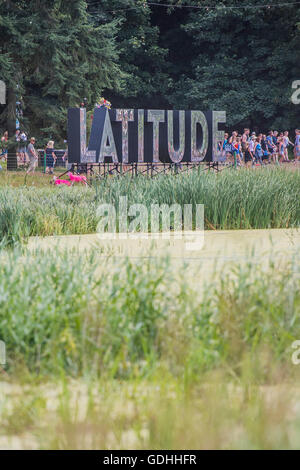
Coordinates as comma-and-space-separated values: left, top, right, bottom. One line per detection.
1, 0, 299, 144
171, 0, 300, 131
0, 0, 123, 143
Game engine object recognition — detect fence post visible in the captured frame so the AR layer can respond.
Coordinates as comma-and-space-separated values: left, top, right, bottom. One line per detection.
7, 86, 18, 171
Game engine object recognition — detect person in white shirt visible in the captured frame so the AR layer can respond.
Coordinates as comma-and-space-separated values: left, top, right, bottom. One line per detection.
283, 131, 294, 161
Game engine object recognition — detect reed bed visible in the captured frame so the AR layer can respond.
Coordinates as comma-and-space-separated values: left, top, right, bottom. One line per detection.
0, 167, 299, 247
0, 167, 299, 449
0, 249, 300, 449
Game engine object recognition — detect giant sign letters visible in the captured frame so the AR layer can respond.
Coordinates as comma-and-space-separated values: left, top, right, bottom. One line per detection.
68, 107, 226, 164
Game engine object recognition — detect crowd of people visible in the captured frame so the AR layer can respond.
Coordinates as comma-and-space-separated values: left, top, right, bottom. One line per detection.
0, 130, 41, 173
219, 128, 300, 166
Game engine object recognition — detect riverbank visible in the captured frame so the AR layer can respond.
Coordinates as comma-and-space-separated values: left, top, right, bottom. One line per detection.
0, 168, 299, 247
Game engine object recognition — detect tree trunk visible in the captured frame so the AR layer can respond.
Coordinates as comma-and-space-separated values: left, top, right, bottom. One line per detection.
7, 86, 17, 171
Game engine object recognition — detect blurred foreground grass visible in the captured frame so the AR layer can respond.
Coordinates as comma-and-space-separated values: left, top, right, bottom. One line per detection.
1, 374, 300, 449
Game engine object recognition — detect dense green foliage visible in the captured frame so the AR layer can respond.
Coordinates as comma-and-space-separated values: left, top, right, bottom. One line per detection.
1, 0, 299, 143
166, 0, 300, 131
0, 168, 299, 245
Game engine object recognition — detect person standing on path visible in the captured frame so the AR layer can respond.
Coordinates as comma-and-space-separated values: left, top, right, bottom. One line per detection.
26, 137, 39, 174
45, 140, 56, 174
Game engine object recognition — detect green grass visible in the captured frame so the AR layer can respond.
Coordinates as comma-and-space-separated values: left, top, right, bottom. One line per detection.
2, 373, 300, 449
0, 166, 299, 449
0, 167, 299, 246
0, 248, 299, 380
0, 166, 67, 187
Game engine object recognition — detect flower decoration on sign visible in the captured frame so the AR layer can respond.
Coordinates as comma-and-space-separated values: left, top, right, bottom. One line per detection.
96, 97, 112, 109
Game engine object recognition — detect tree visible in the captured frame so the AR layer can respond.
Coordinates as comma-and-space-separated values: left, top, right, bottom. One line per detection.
89, 0, 171, 109
1, 0, 299, 148
0, 2, 21, 170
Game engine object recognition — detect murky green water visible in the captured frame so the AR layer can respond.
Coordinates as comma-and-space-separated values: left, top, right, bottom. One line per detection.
27, 228, 300, 286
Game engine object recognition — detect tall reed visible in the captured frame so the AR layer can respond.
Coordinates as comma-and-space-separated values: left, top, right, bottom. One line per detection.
0, 168, 298, 245
0, 248, 299, 380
